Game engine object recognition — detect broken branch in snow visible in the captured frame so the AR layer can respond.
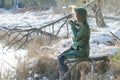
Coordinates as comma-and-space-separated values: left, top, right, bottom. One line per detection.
55, 18, 69, 35
0, 15, 68, 49
110, 31, 120, 41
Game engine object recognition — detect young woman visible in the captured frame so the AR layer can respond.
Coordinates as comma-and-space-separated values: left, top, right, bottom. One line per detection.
57, 7, 90, 80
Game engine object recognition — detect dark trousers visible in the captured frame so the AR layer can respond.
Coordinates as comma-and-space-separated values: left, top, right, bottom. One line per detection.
57, 55, 68, 74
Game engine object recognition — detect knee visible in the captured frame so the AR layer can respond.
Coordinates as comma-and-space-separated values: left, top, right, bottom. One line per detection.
57, 55, 66, 62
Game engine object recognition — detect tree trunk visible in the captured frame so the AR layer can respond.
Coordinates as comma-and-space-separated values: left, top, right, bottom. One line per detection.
12, 0, 14, 8
92, 0, 106, 27
0, 0, 5, 8
33, 0, 37, 5
12, 0, 22, 9
12, 0, 16, 8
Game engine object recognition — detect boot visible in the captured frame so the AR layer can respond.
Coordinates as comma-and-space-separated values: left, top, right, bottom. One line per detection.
64, 73, 71, 80
59, 72, 64, 80
60, 72, 71, 80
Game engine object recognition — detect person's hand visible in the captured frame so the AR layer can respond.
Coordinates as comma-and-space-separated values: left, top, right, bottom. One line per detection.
68, 20, 76, 27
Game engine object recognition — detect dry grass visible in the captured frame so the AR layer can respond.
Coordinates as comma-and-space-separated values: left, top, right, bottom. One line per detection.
1, 32, 120, 80
115, 41, 120, 47
16, 61, 29, 79
25, 53, 58, 79
26, 35, 60, 58
0, 31, 120, 80
13, 6, 63, 14
70, 62, 91, 80
33, 56, 58, 79
2, 38, 120, 80
15, 44, 58, 79
110, 61, 120, 75
0, 30, 26, 48
13, 5, 40, 13
70, 60, 109, 80
51, 8, 64, 14
0, 30, 8, 42
23, 37, 59, 79
0, 30, 59, 79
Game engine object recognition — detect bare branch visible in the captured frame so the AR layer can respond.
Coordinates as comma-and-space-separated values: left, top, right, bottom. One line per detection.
3, 32, 21, 48
110, 31, 120, 41
16, 36, 28, 50
55, 18, 68, 36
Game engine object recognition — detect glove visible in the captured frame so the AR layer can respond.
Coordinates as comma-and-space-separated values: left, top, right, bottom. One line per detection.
68, 20, 76, 27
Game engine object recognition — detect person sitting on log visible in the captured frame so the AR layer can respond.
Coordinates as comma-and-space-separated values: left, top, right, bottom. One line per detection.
57, 6, 90, 80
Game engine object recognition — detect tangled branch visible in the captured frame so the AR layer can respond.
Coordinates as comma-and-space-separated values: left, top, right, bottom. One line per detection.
0, 14, 70, 50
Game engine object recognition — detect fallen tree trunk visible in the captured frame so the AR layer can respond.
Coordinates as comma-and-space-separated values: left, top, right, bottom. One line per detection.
1, 26, 58, 38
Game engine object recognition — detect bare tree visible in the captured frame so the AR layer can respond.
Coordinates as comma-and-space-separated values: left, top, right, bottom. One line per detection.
92, 0, 106, 27
0, 0, 5, 8
12, 0, 22, 9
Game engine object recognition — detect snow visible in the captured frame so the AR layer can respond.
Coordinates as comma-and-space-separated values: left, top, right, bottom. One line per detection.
90, 32, 115, 44
28, 58, 38, 69
89, 44, 118, 58
0, 9, 120, 79
111, 28, 120, 38
0, 44, 27, 73
0, 9, 63, 27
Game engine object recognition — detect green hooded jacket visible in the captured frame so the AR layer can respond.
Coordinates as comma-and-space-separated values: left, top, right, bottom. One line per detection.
61, 8, 90, 59
71, 21, 90, 56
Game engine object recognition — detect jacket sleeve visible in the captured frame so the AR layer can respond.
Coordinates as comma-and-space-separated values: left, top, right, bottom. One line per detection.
71, 24, 89, 41
71, 26, 78, 40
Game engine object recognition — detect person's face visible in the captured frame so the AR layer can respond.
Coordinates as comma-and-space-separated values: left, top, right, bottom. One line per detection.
72, 11, 83, 24
72, 11, 77, 20
76, 14, 83, 23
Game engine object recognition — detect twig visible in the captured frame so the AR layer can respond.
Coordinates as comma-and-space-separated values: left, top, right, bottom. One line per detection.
110, 31, 120, 41
3, 32, 22, 48
16, 36, 28, 50
55, 18, 68, 36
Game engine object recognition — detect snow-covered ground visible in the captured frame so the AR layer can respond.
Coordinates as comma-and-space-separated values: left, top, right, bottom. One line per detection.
0, 9, 63, 27
0, 9, 120, 79
0, 44, 27, 78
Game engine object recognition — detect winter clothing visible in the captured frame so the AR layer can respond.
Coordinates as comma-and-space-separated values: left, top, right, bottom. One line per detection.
74, 8, 87, 23
64, 21, 90, 58
58, 55, 68, 73
57, 8, 90, 79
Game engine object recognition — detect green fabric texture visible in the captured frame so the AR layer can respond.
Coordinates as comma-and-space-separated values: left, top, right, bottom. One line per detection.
60, 8, 90, 59
74, 8, 87, 23
63, 21, 90, 59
